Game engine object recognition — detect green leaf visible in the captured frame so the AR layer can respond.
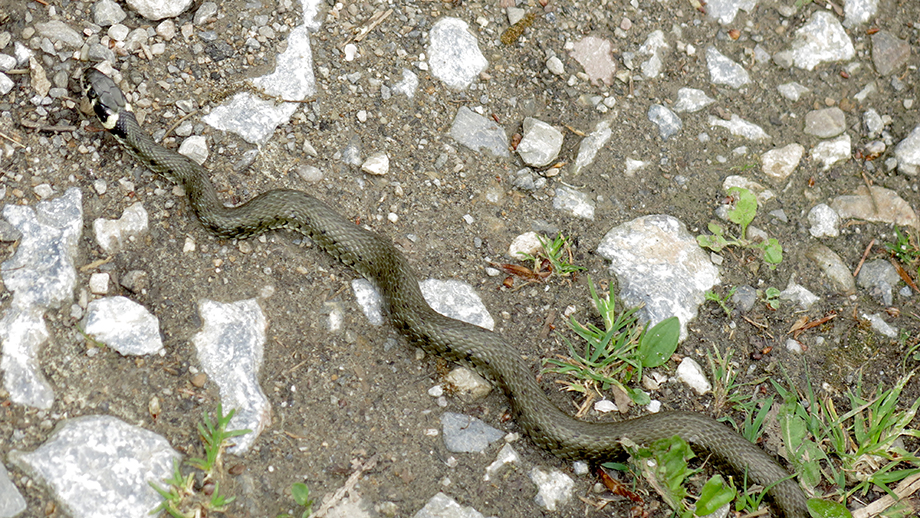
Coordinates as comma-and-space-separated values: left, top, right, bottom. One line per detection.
291, 483, 311, 506
695, 475, 735, 516
707, 222, 725, 236
763, 238, 783, 267
639, 317, 680, 368
806, 498, 853, 518
726, 187, 757, 238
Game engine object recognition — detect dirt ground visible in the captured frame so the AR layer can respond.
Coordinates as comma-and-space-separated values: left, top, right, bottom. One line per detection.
1, 0, 919, 517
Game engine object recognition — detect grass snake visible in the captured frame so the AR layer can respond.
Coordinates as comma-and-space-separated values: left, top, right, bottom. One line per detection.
82, 68, 808, 518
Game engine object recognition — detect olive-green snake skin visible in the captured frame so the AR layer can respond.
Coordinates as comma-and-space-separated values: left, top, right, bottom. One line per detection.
83, 68, 808, 518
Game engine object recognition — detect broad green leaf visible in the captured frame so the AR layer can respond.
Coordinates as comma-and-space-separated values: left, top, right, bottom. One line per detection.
639, 316, 680, 368
707, 222, 725, 235
806, 498, 853, 518
763, 238, 783, 267
727, 187, 757, 237
695, 475, 736, 516
291, 482, 311, 505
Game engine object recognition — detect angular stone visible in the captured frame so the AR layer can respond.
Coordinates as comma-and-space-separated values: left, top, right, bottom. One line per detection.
571, 120, 612, 175
761, 143, 804, 183
529, 468, 574, 512
93, 0, 127, 26
516, 117, 563, 167
638, 30, 668, 79
441, 413, 504, 453
570, 36, 616, 86
553, 186, 595, 220
790, 11, 855, 71
428, 18, 488, 90
648, 104, 682, 140
351, 278, 495, 331
126, 0, 193, 21
34, 20, 83, 48
871, 31, 910, 76
894, 124, 920, 176
84, 296, 163, 355
709, 114, 769, 141
706, 46, 750, 88
811, 134, 851, 170
844, 0, 879, 28
807, 204, 841, 238
413, 492, 493, 518
93, 202, 148, 254
8, 416, 180, 518
597, 215, 720, 341
804, 107, 846, 138
192, 299, 271, 453
777, 82, 809, 101
706, 0, 759, 25
0, 463, 26, 516
857, 260, 900, 306
449, 107, 509, 157
361, 152, 389, 175
672, 88, 715, 113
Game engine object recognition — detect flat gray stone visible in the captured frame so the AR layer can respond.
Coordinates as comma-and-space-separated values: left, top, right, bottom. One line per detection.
192, 299, 271, 454
709, 114, 769, 141
83, 296, 163, 355
34, 20, 82, 48
761, 143, 804, 183
250, 25, 315, 102
804, 107, 846, 138
428, 18, 487, 90
790, 11, 855, 71
597, 215, 719, 341
829, 185, 918, 230
440, 412, 504, 453
706, 0, 758, 25
806, 244, 855, 295
8, 416, 180, 518
203, 93, 298, 144
93, 0, 127, 26
449, 107, 509, 157
706, 46, 750, 88
857, 259, 900, 306
648, 104, 682, 140
777, 82, 809, 101
351, 278, 494, 331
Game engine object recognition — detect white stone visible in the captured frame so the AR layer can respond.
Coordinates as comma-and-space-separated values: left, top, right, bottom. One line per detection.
89, 273, 109, 295
444, 367, 491, 401
517, 117, 563, 167
546, 56, 564, 75
361, 152, 389, 175
553, 186, 595, 220
808, 204, 841, 238
571, 120, 612, 175
706, 46, 750, 88
894, 125, 920, 176
93, 202, 149, 254
844, 0, 879, 28
811, 134, 851, 170
529, 468, 574, 512
676, 357, 711, 395
862, 312, 897, 338
178, 135, 208, 165
625, 158, 650, 176
790, 11, 855, 71
672, 88, 715, 113
761, 143, 804, 183
125, 0, 193, 21
777, 82, 810, 101
344, 43, 357, 61
83, 296, 163, 355
428, 18, 488, 90
709, 114, 770, 141
594, 400, 618, 413
508, 231, 542, 258
483, 444, 520, 481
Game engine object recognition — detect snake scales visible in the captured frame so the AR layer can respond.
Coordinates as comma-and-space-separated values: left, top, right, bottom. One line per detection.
83, 68, 808, 518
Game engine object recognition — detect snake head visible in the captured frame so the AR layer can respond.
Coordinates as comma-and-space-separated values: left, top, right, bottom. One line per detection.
82, 68, 130, 131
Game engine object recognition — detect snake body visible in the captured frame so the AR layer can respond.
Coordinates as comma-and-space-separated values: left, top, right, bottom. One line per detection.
83, 68, 807, 518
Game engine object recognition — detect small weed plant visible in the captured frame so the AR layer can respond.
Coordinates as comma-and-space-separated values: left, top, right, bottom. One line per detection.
761, 286, 781, 310
150, 404, 250, 517
885, 226, 920, 282
518, 232, 586, 277
277, 482, 315, 518
704, 287, 735, 318
543, 276, 680, 407
696, 187, 783, 269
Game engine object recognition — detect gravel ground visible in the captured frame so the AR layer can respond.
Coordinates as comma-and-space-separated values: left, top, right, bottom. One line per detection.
1, 0, 920, 517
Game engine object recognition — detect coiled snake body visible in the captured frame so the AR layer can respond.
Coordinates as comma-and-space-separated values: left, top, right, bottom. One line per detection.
83, 68, 807, 518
